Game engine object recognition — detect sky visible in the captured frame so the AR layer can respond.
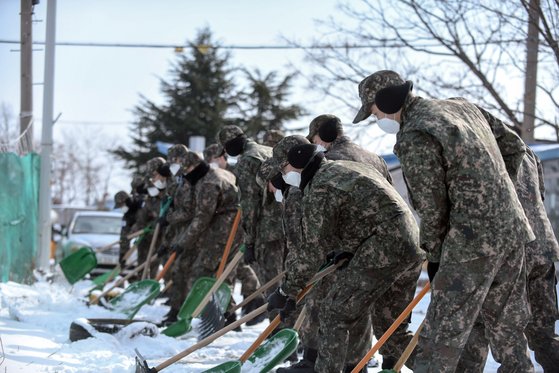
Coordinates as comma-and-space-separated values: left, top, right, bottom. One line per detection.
0, 0, 393, 204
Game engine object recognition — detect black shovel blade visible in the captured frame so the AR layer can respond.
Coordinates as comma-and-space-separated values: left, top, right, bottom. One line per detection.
134, 348, 156, 373
197, 294, 226, 341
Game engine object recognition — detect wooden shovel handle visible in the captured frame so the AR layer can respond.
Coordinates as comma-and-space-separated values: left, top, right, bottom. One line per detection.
95, 228, 145, 254
90, 254, 157, 305
239, 263, 341, 363
351, 282, 431, 373
191, 250, 244, 318
155, 304, 269, 371
142, 223, 161, 280
230, 271, 286, 313
215, 209, 241, 278
155, 252, 176, 282
394, 319, 425, 371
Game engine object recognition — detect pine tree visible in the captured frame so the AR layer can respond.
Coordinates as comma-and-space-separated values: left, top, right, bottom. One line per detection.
113, 28, 236, 171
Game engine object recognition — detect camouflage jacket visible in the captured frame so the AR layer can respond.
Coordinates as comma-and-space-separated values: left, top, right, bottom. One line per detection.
174, 168, 239, 249
282, 186, 304, 258
516, 148, 559, 262
326, 135, 393, 184
394, 95, 534, 263
234, 139, 283, 245
282, 159, 424, 296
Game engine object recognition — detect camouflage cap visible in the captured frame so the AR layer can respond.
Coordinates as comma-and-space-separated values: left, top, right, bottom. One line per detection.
262, 129, 285, 147
146, 157, 166, 175
167, 144, 189, 161
270, 135, 310, 172
182, 150, 202, 169
307, 114, 343, 141
114, 190, 129, 208
353, 70, 405, 123
203, 143, 225, 162
256, 158, 277, 189
217, 125, 245, 146
131, 174, 145, 190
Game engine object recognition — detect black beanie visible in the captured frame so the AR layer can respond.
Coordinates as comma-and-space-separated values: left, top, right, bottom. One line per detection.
374, 80, 413, 114
318, 117, 340, 142
288, 144, 317, 169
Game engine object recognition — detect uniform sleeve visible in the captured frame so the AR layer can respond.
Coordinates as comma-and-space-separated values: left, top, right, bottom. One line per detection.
397, 131, 449, 262
174, 181, 219, 249
282, 185, 338, 297
476, 105, 526, 181
535, 152, 546, 200
236, 157, 262, 246
167, 186, 194, 225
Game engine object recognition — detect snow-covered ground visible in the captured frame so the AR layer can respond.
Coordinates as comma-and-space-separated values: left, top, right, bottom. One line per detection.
0, 271, 549, 373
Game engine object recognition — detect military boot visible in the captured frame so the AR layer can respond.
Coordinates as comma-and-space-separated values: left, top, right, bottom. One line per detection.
276, 347, 317, 373
381, 356, 397, 369
344, 363, 367, 373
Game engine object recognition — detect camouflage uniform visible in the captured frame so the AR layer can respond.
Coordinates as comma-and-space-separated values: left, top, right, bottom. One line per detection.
307, 114, 392, 183
218, 126, 285, 305
172, 151, 241, 291
262, 129, 285, 147
457, 146, 559, 373
276, 156, 424, 373
355, 70, 535, 373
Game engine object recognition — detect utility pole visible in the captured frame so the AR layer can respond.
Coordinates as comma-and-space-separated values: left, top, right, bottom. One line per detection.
522, 0, 540, 143
20, 0, 34, 150
37, 0, 56, 270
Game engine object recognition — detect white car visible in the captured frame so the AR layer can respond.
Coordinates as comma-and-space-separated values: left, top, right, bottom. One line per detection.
60, 211, 134, 274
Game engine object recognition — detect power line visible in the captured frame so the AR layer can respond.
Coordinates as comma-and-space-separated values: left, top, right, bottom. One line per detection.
0, 38, 526, 50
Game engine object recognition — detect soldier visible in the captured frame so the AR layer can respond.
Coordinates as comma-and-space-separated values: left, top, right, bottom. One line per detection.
265, 142, 424, 373
160, 144, 197, 323
353, 70, 535, 372
306, 114, 392, 183
217, 125, 285, 321
262, 128, 285, 147
171, 150, 240, 292
456, 148, 559, 371
203, 142, 265, 325
114, 190, 143, 267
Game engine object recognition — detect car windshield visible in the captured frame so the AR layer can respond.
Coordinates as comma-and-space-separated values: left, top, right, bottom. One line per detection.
72, 216, 121, 235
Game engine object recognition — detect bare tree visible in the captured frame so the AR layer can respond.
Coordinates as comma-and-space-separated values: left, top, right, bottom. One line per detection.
0, 102, 20, 147
291, 0, 558, 142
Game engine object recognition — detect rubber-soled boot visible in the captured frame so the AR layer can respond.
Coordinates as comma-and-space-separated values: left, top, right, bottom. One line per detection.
243, 295, 267, 326
277, 347, 317, 373
381, 356, 397, 369
224, 311, 242, 332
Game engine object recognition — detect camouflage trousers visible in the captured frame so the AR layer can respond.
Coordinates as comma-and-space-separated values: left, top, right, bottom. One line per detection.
315, 259, 423, 373
234, 263, 260, 298
299, 271, 372, 366
456, 259, 559, 373
167, 251, 197, 314
253, 239, 285, 321
414, 244, 533, 373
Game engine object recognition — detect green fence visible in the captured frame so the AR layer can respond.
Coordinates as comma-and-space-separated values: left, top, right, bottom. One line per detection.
0, 152, 40, 283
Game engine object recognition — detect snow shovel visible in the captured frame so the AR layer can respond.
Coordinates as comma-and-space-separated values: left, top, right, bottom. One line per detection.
201, 261, 343, 373
142, 197, 173, 280
379, 319, 426, 373
351, 282, 431, 373
197, 270, 286, 340
90, 253, 157, 305
59, 247, 98, 285
136, 261, 339, 373
108, 279, 161, 319
161, 246, 244, 337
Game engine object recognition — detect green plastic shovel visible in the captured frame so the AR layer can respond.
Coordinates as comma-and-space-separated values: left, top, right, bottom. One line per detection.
109, 279, 160, 319
59, 247, 98, 285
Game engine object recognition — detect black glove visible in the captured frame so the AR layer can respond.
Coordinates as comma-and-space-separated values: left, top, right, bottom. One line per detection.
279, 298, 296, 322
267, 287, 288, 311
244, 244, 256, 264
427, 261, 439, 283
326, 250, 354, 269
157, 215, 169, 228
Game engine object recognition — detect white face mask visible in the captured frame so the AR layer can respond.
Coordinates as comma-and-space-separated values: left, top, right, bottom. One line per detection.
147, 186, 160, 197
209, 162, 219, 169
282, 171, 301, 188
274, 189, 283, 203
121, 206, 129, 214
153, 179, 167, 189
170, 163, 181, 176
315, 144, 327, 153
377, 115, 400, 134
